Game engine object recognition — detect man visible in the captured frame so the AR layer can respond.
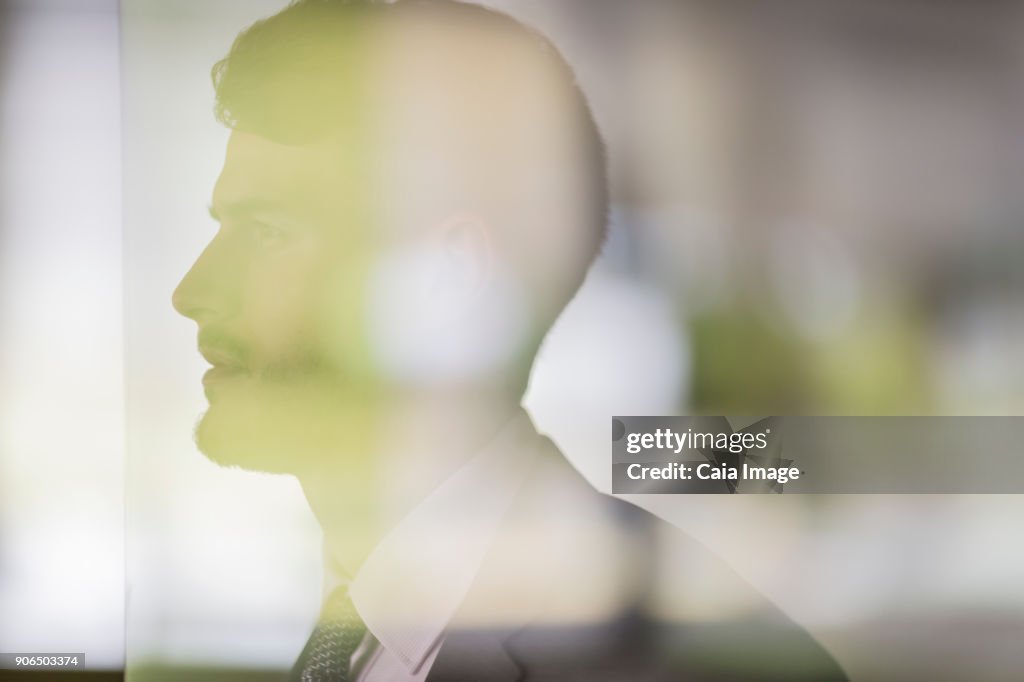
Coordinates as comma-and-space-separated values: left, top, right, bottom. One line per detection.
173, 1, 846, 679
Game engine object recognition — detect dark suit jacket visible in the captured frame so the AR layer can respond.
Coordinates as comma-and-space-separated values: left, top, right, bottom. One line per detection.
426, 436, 847, 682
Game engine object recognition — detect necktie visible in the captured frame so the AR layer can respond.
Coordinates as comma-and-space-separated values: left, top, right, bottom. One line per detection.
291, 587, 367, 681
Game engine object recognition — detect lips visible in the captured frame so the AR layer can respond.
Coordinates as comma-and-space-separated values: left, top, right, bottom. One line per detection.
198, 341, 248, 397
198, 343, 245, 370
202, 364, 245, 384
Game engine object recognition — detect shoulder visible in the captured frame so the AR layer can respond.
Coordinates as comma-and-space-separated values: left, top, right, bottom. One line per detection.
459, 437, 849, 681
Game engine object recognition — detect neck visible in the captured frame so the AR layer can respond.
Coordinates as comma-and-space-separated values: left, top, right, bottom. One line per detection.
296, 387, 523, 576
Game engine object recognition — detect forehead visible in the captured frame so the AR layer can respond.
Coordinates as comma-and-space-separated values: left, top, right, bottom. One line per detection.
211, 131, 363, 216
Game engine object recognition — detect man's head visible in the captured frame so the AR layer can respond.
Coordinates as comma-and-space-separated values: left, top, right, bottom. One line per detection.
172, 0, 607, 473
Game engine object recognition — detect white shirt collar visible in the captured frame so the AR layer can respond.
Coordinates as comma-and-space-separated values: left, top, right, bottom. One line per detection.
330, 409, 540, 674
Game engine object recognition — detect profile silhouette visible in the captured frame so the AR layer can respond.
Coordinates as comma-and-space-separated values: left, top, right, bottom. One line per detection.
172, 2, 846, 680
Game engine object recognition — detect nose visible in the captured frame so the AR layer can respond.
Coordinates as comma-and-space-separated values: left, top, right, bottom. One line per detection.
172, 233, 235, 324
172, 269, 205, 323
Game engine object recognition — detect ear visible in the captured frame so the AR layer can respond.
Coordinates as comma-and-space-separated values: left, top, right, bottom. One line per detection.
427, 211, 494, 298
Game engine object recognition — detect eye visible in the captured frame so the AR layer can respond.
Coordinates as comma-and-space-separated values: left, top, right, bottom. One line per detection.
251, 221, 288, 249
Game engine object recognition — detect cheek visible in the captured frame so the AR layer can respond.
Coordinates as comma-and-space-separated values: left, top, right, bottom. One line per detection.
244, 246, 332, 359
317, 255, 377, 370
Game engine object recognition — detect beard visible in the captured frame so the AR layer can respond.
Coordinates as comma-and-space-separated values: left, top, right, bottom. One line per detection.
193, 343, 374, 475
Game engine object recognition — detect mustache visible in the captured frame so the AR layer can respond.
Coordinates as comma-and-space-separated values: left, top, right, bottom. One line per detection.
196, 328, 328, 381
197, 328, 250, 370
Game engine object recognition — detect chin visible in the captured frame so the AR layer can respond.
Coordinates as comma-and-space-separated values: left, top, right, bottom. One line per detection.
194, 407, 299, 474
192, 380, 361, 475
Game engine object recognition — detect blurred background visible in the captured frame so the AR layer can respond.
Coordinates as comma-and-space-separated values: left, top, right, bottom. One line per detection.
4, 0, 1024, 679
0, 0, 124, 673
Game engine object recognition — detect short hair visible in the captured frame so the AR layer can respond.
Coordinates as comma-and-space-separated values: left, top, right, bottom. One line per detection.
212, 0, 608, 340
